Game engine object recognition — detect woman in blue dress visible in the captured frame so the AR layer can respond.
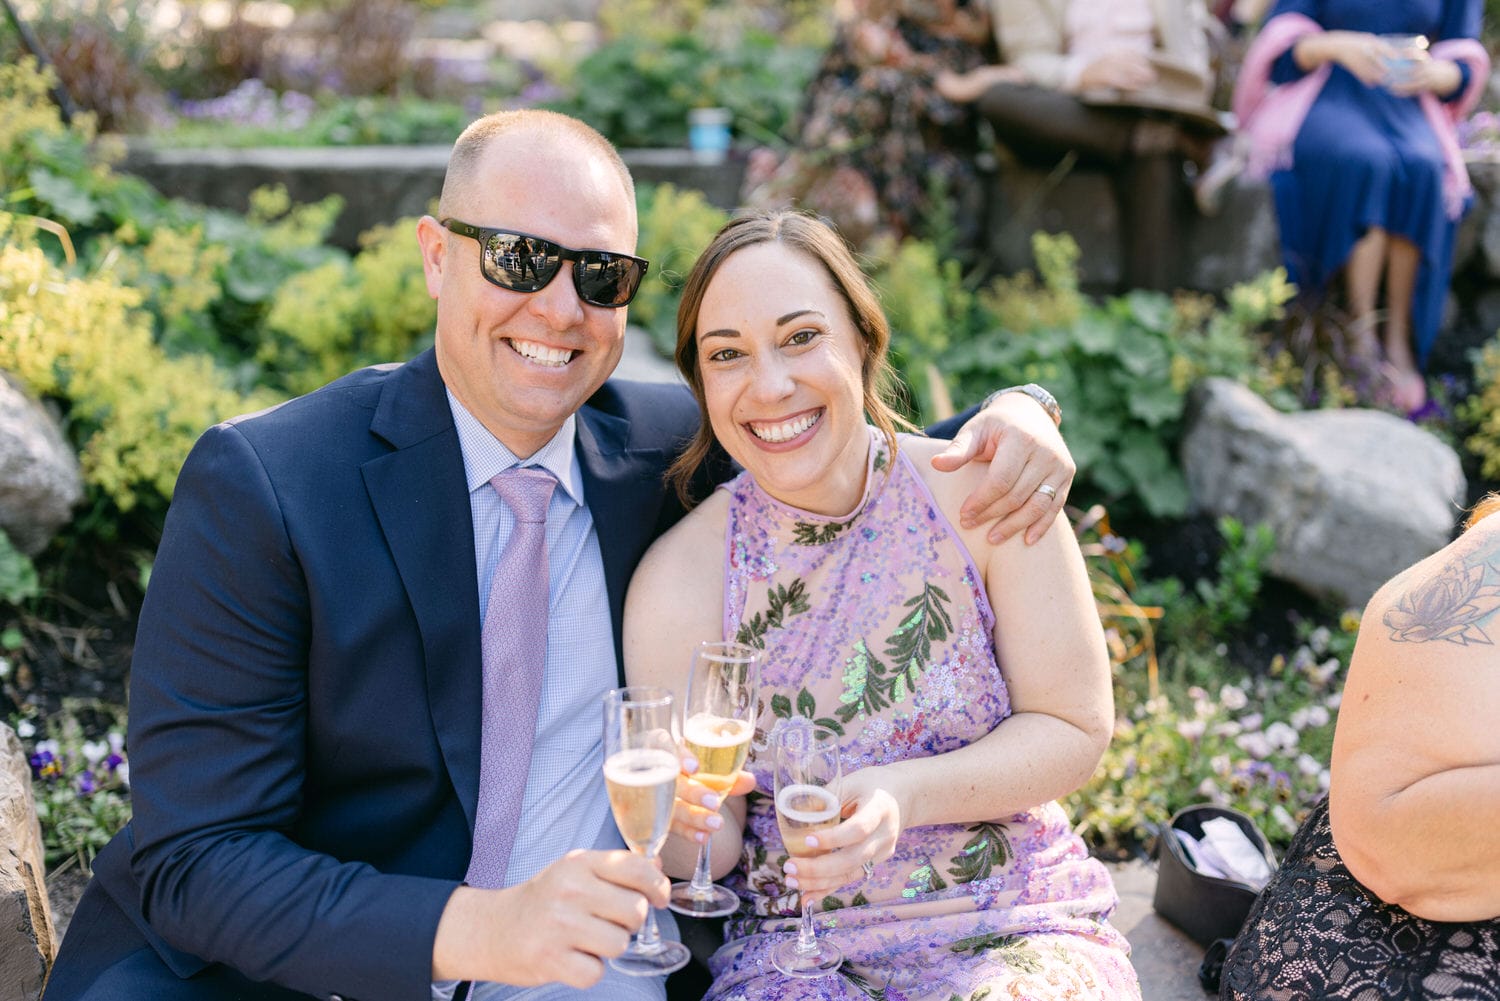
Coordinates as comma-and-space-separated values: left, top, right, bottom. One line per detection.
1235, 0, 1487, 412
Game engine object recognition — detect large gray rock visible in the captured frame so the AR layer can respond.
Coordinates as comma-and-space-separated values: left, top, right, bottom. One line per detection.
0, 724, 54, 1001
0, 375, 82, 556
1182, 378, 1466, 609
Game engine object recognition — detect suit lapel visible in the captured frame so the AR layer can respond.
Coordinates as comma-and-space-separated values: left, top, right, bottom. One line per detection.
576, 405, 669, 685
361, 350, 485, 830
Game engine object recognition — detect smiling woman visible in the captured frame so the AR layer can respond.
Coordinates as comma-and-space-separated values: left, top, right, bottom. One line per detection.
623, 210, 1140, 1001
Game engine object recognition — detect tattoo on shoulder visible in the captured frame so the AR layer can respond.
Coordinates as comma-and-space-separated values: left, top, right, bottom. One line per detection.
1383, 538, 1500, 646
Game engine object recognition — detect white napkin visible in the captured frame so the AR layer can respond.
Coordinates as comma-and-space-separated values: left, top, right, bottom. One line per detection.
1174, 818, 1274, 890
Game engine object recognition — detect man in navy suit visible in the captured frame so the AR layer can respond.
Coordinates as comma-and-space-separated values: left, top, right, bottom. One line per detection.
45, 110, 1075, 1001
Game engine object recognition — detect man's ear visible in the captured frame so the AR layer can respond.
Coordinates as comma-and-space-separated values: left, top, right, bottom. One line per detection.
415, 215, 446, 300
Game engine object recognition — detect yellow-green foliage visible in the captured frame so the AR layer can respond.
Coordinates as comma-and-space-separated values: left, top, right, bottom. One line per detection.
261, 218, 434, 396
631, 184, 729, 355
978, 231, 1085, 332
874, 237, 962, 362
103, 224, 230, 331
1463, 336, 1500, 480
0, 214, 278, 511
0, 58, 81, 185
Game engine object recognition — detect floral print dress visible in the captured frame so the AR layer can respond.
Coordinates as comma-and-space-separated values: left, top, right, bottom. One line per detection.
705, 429, 1140, 1001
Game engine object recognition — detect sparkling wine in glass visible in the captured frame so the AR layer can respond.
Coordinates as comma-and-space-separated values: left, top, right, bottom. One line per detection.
771, 722, 844, 978
668, 641, 760, 919
602, 686, 691, 976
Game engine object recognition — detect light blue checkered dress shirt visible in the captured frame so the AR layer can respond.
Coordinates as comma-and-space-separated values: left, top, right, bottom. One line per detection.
433, 393, 670, 1001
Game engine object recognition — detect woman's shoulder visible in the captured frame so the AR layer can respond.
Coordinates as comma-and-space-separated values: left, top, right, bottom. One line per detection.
1362, 513, 1500, 649
637, 489, 732, 582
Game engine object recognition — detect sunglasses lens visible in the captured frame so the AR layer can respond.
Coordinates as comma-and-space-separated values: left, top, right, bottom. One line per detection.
575, 254, 646, 307
481, 233, 563, 292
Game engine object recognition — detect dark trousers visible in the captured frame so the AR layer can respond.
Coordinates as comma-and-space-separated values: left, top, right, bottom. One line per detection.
976, 83, 1187, 292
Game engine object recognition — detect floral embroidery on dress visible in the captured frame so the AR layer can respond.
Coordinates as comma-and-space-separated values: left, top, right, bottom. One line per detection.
705, 427, 1139, 1000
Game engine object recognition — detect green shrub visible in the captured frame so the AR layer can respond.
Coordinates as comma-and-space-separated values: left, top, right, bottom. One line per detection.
1462, 336, 1500, 481
631, 184, 730, 356
260, 217, 435, 396
547, 31, 819, 148
925, 233, 1296, 518
0, 214, 279, 515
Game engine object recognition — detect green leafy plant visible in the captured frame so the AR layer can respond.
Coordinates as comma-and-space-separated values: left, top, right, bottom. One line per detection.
0, 531, 40, 606
1461, 335, 1500, 481
921, 233, 1295, 518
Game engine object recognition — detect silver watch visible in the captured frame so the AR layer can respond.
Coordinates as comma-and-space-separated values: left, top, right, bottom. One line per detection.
987, 383, 1062, 427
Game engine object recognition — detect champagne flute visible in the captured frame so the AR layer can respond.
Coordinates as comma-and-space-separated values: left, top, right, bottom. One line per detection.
771, 722, 844, 978
668, 641, 760, 919
601, 686, 691, 976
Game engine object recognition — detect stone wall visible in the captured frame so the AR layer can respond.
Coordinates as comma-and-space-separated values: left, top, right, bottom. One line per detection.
0, 724, 54, 1001
116, 144, 1500, 373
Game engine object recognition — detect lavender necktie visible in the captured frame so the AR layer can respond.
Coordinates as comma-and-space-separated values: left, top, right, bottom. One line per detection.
465, 466, 557, 888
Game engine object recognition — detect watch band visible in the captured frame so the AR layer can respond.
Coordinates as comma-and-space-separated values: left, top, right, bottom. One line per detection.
986, 383, 1062, 427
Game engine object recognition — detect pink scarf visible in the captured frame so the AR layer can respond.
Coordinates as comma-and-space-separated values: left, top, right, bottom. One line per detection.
1232, 12, 1490, 219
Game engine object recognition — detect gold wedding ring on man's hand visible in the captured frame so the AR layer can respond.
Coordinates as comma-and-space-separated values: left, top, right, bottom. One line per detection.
1035, 483, 1058, 500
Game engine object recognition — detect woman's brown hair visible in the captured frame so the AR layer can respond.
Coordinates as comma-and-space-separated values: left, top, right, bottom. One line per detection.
666, 210, 912, 505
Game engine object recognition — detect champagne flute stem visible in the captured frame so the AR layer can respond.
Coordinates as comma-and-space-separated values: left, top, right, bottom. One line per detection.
796, 898, 818, 954
689, 841, 715, 893
636, 850, 664, 953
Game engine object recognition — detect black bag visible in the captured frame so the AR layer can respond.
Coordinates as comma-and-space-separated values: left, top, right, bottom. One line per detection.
1152, 804, 1277, 948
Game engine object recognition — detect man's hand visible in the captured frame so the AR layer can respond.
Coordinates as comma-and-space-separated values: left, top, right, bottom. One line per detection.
432, 849, 669, 989
932, 392, 1075, 545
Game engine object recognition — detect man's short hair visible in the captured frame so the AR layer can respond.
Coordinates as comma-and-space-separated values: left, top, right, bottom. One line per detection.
438, 109, 635, 218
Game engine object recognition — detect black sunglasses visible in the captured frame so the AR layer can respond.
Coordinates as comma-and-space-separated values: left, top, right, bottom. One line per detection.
441, 219, 650, 308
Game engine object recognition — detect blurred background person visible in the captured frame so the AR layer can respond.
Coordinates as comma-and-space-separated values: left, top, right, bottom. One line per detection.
938, 0, 1222, 292
742, 0, 1007, 253
1232, 0, 1488, 414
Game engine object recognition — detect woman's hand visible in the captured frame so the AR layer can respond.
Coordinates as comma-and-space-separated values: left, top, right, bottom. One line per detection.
782, 769, 905, 901
669, 759, 756, 845
1298, 31, 1397, 86
1386, 57, 1464, 98
935, 64, 1030, 104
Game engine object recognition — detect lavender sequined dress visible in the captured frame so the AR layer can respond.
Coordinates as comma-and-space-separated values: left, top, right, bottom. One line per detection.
705, 429, 1139, 1001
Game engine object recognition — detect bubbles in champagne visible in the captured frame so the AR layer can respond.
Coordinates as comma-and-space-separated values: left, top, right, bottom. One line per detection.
776, 783, 841, 857
604, 748, 679, 856
683, 714, 753, 790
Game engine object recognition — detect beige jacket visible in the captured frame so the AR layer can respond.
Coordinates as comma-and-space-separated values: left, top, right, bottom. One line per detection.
988, 0, 1213, 93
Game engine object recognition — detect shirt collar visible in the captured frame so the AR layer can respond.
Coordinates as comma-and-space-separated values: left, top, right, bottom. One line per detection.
445, 389, 585, 507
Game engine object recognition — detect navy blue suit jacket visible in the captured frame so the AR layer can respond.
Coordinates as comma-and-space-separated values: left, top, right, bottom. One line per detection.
48, 348, 973, 1000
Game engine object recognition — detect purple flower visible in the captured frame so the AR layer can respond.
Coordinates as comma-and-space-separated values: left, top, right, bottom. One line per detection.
105, 752, 125, 773
77, 770, 97, 795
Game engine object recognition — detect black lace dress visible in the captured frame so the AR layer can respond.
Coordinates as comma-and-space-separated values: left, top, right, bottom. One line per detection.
1221, 798, 1500, 1000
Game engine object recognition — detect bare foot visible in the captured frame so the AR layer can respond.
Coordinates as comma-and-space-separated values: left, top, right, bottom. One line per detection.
1381, 362, 1428, 414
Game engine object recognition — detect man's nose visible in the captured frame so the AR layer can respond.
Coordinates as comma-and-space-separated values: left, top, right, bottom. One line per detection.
526, 266, 586, 328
